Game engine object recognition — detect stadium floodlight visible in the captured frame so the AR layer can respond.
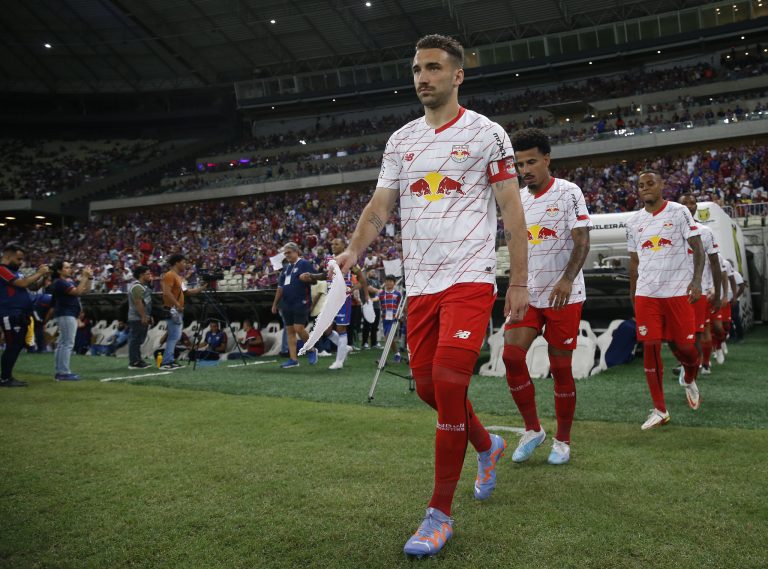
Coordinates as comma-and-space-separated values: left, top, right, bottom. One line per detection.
34, 215, 45, 219
44, 43, 52, 49
270, 19, 276, 24
5, 216, 15, 220
365, 1, 372, 6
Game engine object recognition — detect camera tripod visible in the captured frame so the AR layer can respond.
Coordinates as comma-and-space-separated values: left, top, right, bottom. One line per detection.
367, 286, 413, 402
188, 291, 247, 369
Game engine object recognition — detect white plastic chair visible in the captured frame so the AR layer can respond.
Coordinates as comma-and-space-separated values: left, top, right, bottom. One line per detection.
572, 335, 597, 379
590, 319, 625, 376
479, 327, 506, 377
526, 335, 550, 379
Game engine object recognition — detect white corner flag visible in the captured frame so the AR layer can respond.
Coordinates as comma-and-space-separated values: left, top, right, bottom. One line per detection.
298, 260, 347, 355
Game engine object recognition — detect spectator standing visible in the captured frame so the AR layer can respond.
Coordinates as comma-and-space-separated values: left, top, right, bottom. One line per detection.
0, 244, 49, 387
160, 254, 205, 370
362, 269, 382, 349
51, 261, 92, 381
128, 265, 153, 369
271, 242, 318, 368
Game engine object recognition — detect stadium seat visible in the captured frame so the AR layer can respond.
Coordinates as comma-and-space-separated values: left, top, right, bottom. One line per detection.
479, 327, 505, 377
262, 321, 283, 356
579, 320, 598, 344
526, 335, 550, 379
590, 319, 625, 376
572, 335, 597, 380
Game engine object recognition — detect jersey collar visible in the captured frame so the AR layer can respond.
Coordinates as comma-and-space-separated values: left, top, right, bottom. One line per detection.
531, 177, 555, 199
651, 200, 669, 216
434, 106, 465, 134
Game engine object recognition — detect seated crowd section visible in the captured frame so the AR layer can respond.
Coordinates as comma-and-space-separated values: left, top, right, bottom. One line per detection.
5, 139, 766, 294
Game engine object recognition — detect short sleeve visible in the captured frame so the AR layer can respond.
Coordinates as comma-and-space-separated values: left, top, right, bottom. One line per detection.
680, 207, 700, 241
376, 135, 401, 190
565, 184, 592, 231
484, 123, 517, 184
0, 266, 17, 285
703, 231, 717, 255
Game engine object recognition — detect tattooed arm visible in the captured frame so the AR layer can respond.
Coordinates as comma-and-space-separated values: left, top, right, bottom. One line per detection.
337, 187, 398, 273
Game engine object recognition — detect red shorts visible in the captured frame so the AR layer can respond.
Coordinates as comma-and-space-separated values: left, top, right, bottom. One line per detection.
693, 296, 708, 332
712, 302, 731, 321
407, 283, 495, 371
504, 302, 583, 351
634, 296, 696, 344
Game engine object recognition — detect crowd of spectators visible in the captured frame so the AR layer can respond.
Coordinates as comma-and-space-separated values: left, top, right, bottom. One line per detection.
5, 141, 765, 294
0, 139, 170, 201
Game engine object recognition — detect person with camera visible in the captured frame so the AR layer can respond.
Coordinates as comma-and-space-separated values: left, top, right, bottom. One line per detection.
0, 244, 49, 387
127, 265, 153, 369
160, 254, 205, 370
51, 260, 93, 381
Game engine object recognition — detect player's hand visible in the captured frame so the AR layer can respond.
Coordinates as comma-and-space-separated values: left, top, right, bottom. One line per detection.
141, 315, 149, 326
709, 296, 721, 312
687, 281, 702, 303
548, 278, 572, 311
299, 272, 312, 283
335, 249, 358, 274
504, 285, 528, 324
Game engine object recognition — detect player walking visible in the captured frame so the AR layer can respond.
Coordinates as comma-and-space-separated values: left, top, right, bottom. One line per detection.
502, 128, 592, 466
627, 172, 705, 430
335, 34, 528, 557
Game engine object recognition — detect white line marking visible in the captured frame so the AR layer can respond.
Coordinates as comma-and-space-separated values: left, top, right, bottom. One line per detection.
100, 371, 174, 382
486, 426, 527, 436
226, 359, 277, 368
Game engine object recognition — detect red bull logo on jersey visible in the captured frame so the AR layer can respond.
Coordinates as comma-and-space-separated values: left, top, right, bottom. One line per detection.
546, 203, 560, 217
527, 224, 558, 245
640, 235, 673, 252
450, 145, 470, 163
409, 172, 465, 202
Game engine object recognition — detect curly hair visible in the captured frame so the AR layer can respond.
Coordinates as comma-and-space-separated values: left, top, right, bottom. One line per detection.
511, 128, 551, 155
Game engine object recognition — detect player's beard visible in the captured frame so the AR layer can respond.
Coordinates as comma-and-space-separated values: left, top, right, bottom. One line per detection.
419, 88, 450, 109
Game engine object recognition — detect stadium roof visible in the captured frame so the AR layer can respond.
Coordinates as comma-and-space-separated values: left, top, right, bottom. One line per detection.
0, 0, 716, 93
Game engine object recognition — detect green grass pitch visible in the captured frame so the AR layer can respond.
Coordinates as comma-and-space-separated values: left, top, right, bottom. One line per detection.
1, 327, 767, 568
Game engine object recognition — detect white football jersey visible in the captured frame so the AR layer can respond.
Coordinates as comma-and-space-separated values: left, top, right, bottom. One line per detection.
690, 224, 718, 293
721, 256, 735, 300
626, 200, 701, 298
377, 107, 517, 296
520, 178, 592, 308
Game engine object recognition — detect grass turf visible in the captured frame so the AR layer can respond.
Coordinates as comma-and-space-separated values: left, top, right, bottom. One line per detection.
1, 327, 767, 567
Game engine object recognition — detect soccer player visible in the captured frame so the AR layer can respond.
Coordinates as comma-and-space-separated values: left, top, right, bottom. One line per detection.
675, 194, 721, 379
335, 34, 529, 557
711, 256, 734, 364
627, 171, 705, 430
378, 274, 403, 360
0, 244, 49, 387
502, 128, 592, 466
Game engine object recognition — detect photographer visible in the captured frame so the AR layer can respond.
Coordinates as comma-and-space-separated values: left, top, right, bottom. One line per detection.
51, 260, 93, 381
160, 254, 205, 370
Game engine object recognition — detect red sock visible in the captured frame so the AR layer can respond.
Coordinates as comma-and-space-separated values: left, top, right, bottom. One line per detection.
701, 340, 712, 367
428, 379, 470, 516
549, 354, 576, 444
503, 344, 541, 432
712, 328, 724, 350
671, 343, 700, 383
643, 342, 666, 413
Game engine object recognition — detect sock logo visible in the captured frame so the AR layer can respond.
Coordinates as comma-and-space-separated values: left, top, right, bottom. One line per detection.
509, 380, 532, 392
436, 422, 466, 432
453, 330, 471, 340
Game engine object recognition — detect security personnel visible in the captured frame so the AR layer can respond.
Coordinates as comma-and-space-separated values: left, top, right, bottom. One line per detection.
0, 244, 49, 387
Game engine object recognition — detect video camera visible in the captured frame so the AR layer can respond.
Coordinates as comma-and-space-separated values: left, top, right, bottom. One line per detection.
198, 269, 225, 284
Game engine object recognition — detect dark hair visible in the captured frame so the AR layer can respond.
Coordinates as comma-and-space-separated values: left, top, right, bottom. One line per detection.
680, 192, 696, 200
511, 128, 551, 155
415, 34, 464, 68
3, 243, 24, 254
133, 265, 150, 280
385, 274, 397, 281
639, 169, 662, 179
167, 253, 185, 267
50, 259, 65, 280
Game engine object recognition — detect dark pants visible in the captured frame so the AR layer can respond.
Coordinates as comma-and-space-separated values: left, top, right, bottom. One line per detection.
350, 304, 363, 347
128, 321, 148, 364
732, 302, 744, 340
362, 305, 381, 346
1, 314, 28, 380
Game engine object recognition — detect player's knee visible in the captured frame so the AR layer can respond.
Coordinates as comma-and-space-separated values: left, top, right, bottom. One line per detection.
502, 344, 527, 373
432, 346, 475, 385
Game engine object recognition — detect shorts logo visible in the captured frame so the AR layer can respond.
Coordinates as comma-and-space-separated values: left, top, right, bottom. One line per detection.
450, 145, 470, 162
404, 153, 415, 162
546, 203, 560, 217
640, 235, 673, 252
527, 224, 558, 245
409, 172, 464, 202
687, 334, 694, 340
563, 338, 574, 345
639, 325, 648, 336
453, 330, 472, 339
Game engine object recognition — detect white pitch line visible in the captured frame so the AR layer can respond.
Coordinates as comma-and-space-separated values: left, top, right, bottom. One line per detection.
100, 371, 174, 382
486, 426, 527, 436
226, 359, 277, 368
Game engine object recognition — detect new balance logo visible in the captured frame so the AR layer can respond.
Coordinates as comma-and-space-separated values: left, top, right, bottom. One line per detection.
453, 330, 471, 339
436, 422, 466, 432
563, 338, 574, 345
686, 334, 694, 340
